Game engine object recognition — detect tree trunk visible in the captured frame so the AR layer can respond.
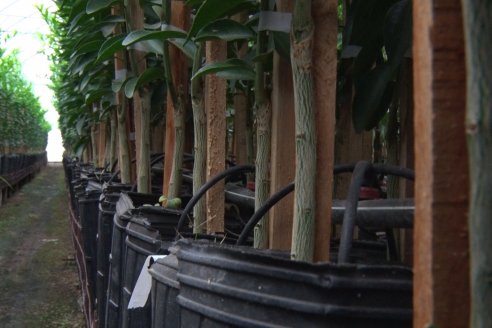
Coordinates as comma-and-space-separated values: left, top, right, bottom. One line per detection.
462, 1, 492, 326
109, 110, 118, 170
116, 95, 131, 183
163, 0, 189, 200
127, 0, 151, 193
290, 0, 317, 262
167, 97, 185, 199
91, 124, 98, 165
253, 0, 272, 249
135, 91, 151, 193
112, 5, 132, 183
190, 44, 207, 233
246, 91, 255, 181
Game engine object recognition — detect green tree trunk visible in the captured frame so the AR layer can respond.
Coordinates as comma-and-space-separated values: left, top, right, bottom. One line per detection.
127, 0, 151, 193
109, 111, 118, 171
191, 44, 207, 233
162, 0, 186, 200
462, 1, 492, 326
116, 96, 132, 183
136, 91, 151, 193
253, 0, 272, 249
290, 0, 317, 262
113, 5, 132, 184
91, 123, 98, 165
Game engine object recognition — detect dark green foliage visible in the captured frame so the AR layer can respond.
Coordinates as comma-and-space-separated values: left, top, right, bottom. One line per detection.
345, 0, 412, 132
0, 46, 50, 154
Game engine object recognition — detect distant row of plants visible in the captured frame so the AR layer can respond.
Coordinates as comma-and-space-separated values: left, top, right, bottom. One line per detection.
0, 36, 50, 154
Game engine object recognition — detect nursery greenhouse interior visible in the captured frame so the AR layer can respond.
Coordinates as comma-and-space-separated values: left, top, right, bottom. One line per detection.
0, 0, 490, 327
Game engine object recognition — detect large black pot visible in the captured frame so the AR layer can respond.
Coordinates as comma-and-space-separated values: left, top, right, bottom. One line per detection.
146, 165, 255, 328
77, 179, 103, 302
105, 192, 160, 328
120, 206, 184, 328
148, 251, 179, 328
174, 162, 415, 327
176, 240, 412, 328
96, 183, 132, 328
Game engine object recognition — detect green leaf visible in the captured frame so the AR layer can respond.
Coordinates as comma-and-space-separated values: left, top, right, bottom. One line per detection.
351, 0, 412, 132
128, 39, 164, 55
85, 88, 113, 105
86, 0, 122, 14
188, 0, 256, 38
383, 0, 412, 63
185, 0, 204, 7
352, 64, 396, 132
79, 74, 92, 92
73, 136, 90, 158
75, 117, 86, 135
122, 29, 187, 46
272, 31, 290, 62
99, 15, 126, 37
195, 19, 255, 42
96, 33, 127, 63
75, 39, 104, 55
112, 76, 130, 92
167, 37, 197, 60
69, 0, 89, 22
192, 58, 255, 81
70, 53, 97, 76
124, 67, 166, 98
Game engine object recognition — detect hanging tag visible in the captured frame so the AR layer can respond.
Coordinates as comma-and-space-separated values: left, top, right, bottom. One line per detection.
258, 11, 292, 33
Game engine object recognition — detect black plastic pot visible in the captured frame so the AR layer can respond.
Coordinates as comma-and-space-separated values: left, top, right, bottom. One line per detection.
148, 252, 179, 328
174, 162, 415, 327
96, 183, 132, 328
144, 165, 255, 328
176, 240, 412, 328
105, 192, 160, 328
77, 180, 103, 302
120, 206, 184, 328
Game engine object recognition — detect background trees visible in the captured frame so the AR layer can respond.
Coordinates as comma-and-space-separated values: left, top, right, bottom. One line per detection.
0, 41, 50, 154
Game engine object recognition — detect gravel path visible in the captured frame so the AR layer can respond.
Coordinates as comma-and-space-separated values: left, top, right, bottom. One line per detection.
0, 164, 84, 327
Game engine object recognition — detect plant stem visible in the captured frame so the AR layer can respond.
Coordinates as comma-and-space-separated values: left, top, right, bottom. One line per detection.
253, 0, 272, 249
462, 1, 492, 326
191, 43, 206, 233
161, 0, 185, 200
290, 0, 317, 262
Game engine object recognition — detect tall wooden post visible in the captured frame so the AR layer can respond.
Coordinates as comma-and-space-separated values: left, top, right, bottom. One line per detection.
163, 0, 189, 196
205, 40, 227, 234
312, 0, 337, 262
269, 0, 296, 251
413, 1, 470, 327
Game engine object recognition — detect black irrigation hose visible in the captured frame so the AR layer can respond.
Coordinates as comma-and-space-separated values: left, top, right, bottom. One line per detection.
176, 164, 256, 234
130, 154, 166, 191
236, 162, 415, 262
337, 161, 415, 264
235, 164, 356, 246
236, 182, 294, 245
337, 161, 373, 264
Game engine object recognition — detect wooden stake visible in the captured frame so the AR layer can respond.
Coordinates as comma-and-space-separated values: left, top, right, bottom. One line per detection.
205, 40, 227, 234
163, 0, 189, 197
269, 0, 295, 251
312, 0, 337, 262
413, 1, 470, 326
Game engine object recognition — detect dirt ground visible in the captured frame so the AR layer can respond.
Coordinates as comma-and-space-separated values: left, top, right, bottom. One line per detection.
0, 164, 85, 327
